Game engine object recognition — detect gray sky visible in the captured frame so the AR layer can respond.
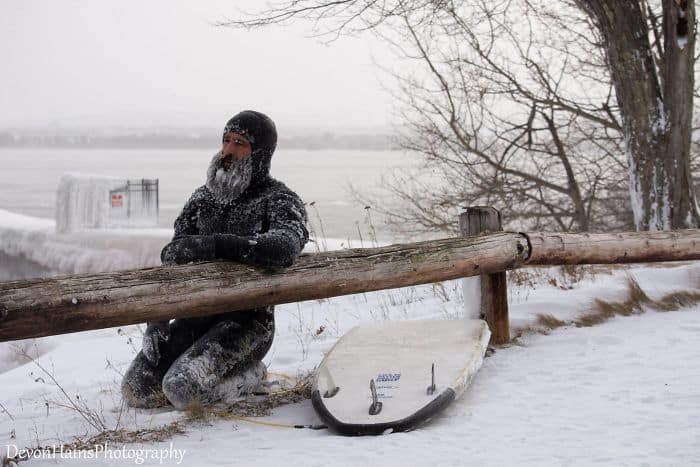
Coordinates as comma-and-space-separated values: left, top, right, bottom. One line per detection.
1, 1, 396, 131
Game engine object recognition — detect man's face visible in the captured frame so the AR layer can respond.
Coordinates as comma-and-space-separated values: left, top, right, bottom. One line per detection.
221, 132, 252, 170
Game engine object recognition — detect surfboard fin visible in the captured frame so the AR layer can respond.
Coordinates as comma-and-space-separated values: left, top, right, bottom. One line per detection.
320, 365, 340, 398
369, 379, 383, 415
426, 363, 436, 395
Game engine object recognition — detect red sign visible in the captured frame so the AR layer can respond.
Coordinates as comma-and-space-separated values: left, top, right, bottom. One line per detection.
111, 194, 123, 208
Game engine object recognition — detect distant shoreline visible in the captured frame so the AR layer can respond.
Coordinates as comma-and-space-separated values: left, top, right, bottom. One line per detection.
0, 130, 399, 151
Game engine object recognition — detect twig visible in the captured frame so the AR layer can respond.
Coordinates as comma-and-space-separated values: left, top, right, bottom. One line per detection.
12, 345, 106, 432
0, 400, 14, 421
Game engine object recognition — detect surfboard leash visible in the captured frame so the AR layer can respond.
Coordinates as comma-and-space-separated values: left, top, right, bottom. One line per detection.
223, 371, 327, 430
228, 415, 327, 431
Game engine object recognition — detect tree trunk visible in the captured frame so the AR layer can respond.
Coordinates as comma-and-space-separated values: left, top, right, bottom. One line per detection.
661, 0, 698, 228
576, 0, 699, 230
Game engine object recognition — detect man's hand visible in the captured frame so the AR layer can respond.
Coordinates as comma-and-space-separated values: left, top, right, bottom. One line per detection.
160, 236, 216, 265
142, 321, 171, 365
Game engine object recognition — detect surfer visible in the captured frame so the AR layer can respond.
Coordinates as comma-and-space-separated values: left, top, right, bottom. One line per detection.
121, 110, 309, 410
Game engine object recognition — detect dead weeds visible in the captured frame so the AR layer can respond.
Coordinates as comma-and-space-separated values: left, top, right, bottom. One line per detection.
536, 314, 567, 330
3, 373, 315, 466
654, 291, 700, 311
217, 373, 313, 419
511, 276, 700, 341
178, 373, 314, 424
2, 422, 185, 466
575, 278, 652, 327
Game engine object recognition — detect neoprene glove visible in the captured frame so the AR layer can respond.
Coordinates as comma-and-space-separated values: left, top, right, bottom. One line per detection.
160, 235, 256, 265
142, 321, 170, 365
160, 236, 217, 265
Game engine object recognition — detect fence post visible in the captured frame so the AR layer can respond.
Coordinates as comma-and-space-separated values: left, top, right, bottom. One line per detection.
459, 206, 510, 344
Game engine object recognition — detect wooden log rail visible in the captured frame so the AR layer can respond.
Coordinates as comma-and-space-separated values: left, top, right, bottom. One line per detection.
0, 229, 699, 342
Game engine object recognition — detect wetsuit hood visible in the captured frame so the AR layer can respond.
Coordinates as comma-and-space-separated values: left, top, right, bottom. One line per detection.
222, 110, 277, 186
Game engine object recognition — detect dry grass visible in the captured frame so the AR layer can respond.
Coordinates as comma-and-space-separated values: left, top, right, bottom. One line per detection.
219, 373, 313, 418
507, 269, 537, 288
178, 372, 314, 424
510, 313, 568, 340
10, 344, 110, 432
511, 276, 700, 340
184, 399, 208, 422
2, 371, 315, 466
150, 390, 171, 409
574, 277, 698, 327
2, 375, 314, 464
3, 375, 314, 464
574, 311, 610, 328
84, 423, 186, 445
536, 314, 567, 330
654, 291, 700, 311
575, 277, 652, 327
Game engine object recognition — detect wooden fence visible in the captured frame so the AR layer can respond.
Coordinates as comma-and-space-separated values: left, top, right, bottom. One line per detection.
0, 207, 698, 344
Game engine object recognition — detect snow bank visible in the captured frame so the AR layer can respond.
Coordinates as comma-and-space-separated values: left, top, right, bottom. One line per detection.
0, 208, 171, 279
0, 262, 698, 466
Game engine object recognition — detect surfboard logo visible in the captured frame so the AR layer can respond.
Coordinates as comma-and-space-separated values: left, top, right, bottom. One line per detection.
376, 373, 401, 383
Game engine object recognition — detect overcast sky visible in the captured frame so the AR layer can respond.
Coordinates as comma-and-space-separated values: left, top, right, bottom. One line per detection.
1, 1, 397, 131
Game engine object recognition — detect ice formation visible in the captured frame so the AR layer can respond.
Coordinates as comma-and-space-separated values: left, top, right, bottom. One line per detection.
56, 173, 159, 233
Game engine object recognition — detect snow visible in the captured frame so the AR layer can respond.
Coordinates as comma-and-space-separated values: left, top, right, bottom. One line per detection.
461, 277, 482, 319
1, 212, 699, 465
624, 135, 644, 231
0, 208, 171, 279
650, 98, 668, 139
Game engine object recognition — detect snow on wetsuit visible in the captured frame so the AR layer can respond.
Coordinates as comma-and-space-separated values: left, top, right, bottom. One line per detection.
121, 110, 309, 410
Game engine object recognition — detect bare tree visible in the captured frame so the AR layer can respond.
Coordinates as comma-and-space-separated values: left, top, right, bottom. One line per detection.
368, 1, 631, 234
222, 0, 699, 232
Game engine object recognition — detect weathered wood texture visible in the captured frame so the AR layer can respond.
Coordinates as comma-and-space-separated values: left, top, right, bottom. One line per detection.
0, 229, 698, 342
526, 230, 700, 265
0, 233, 529, 342
459, 206, 502, 235
460, 207, 510, 345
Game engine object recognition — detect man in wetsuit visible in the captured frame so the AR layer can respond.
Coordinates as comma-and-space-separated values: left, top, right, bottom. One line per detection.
121, 110, 308, 410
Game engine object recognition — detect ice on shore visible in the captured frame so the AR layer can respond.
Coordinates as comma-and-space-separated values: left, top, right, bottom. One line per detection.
56, 173, 159, 233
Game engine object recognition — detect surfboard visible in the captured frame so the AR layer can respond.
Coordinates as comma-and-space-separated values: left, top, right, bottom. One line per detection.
311, 318, 491, 436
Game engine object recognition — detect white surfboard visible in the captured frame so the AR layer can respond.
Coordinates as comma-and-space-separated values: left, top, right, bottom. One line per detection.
311, 319, 491, 435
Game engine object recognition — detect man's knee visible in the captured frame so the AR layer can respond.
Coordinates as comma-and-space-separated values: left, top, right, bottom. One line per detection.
162, 359, 268, 410
156, 317, 274, 410
161, 364, 207, 410
121, 352, 169, 409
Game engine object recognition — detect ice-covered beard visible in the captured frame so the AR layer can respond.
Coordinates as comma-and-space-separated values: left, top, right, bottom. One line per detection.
205, 151, 254, 204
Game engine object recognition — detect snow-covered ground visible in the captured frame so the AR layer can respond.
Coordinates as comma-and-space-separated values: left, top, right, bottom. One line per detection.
1, 210, 699, 466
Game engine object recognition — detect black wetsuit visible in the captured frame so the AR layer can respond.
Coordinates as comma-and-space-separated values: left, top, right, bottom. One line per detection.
121, 111, 308, 409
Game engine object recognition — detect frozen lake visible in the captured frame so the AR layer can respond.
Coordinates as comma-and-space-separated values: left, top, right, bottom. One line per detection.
0, 147, 413, 240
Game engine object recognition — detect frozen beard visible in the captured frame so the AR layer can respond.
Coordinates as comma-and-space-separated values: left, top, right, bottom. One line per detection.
205, 151, 254, 203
